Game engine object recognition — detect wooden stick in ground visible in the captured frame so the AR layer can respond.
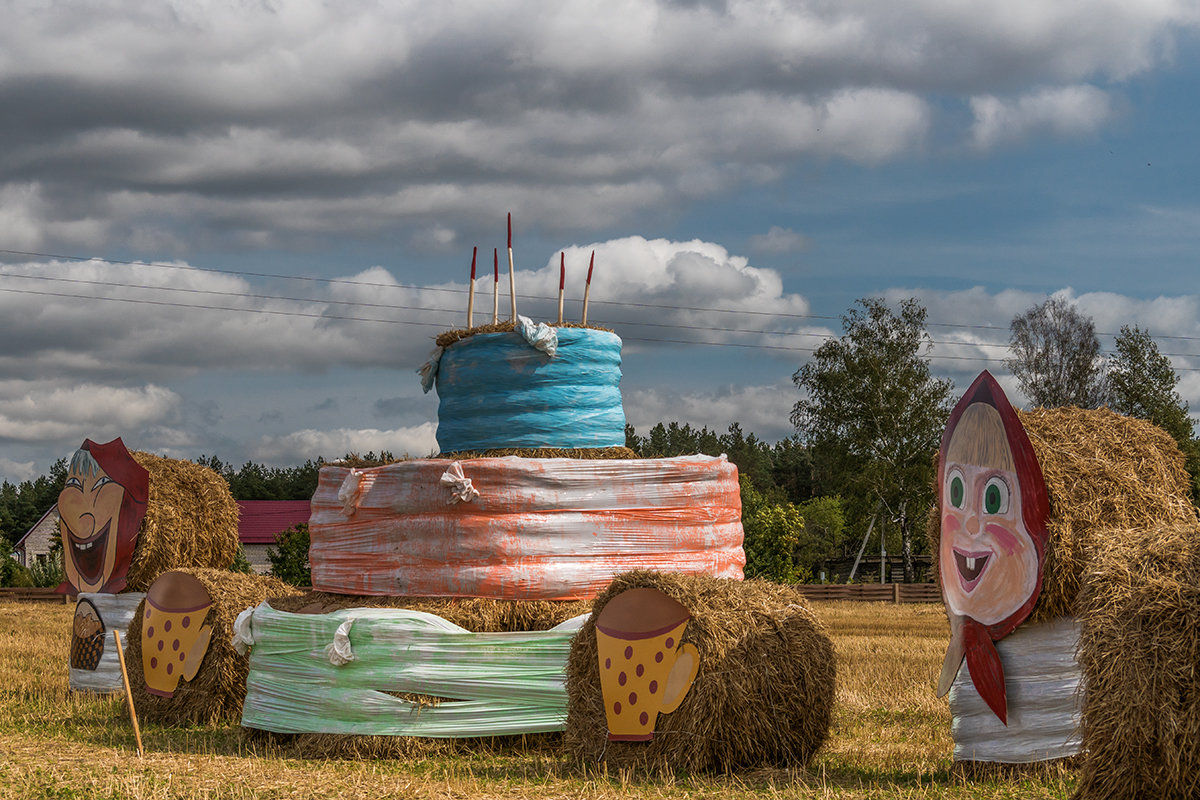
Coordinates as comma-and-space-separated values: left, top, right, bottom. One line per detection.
557, 252, 565, 325
112, 629, 144, 758
466, 246, 477, 328
507, 212, 517, 319
582, 249, 594, 325
492, 248, 499, 324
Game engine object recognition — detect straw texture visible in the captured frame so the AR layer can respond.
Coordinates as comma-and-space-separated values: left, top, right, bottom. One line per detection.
122, 452, 241, 590
564, 571, 835, 773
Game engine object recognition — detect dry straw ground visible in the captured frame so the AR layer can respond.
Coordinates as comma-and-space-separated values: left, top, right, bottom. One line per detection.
0, 599, 1074, 799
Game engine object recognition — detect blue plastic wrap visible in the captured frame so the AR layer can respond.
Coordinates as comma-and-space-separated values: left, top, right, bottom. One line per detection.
435, 328, 625, 452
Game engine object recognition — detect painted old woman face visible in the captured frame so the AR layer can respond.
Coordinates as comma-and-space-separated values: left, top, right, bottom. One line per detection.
59, 453, 127, 594
939, 403, 1039, 626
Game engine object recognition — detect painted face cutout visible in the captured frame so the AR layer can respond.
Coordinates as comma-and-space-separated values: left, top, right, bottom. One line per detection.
58, 438, 149, 594
935, 371, 1050, 724
940, 460, 1038, 625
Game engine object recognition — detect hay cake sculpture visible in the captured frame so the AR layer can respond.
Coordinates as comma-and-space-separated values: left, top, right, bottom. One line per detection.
240, 239, 749, 748
931, 370, 1200, 772
58, 439, 242, 693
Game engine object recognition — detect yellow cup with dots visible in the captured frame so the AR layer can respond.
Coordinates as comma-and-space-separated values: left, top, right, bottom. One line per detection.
141, 571, 213, 698
595, 587, 700, 742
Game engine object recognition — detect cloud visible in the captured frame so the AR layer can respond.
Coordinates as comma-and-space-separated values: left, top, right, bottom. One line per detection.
969, 85, 1115, 150
0, 382, 180, 443
251, 422, 439, 465
748, 226, 811, 255
0, 457, 36, 483
2, 2, 1191, 250
624, 381, 799, 444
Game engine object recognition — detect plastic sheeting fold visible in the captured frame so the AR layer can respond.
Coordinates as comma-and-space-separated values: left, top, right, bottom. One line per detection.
68, 592, 145, 693
434, 328, 625, 452
948, 616, 1082, 763
239, 603, 588, 737
310, 455, 745, 599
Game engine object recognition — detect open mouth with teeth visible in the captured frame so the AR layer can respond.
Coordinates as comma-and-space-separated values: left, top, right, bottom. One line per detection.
69, 519, 111, 587
953, 548, 991, 593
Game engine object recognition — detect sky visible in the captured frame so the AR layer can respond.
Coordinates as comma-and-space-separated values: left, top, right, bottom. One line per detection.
2, 0, 1200, 484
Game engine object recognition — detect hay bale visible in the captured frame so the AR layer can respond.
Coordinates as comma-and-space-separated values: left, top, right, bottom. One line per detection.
564, 571, 835, 773
266, 591, 593, 632
126, 568, 299, 724
435, 321, 613, 349
1073, 523, 1200, 800
120, 453, 241, 591
929, 407, 1197, 621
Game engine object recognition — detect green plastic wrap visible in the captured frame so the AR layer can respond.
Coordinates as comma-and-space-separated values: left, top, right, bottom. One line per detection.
238, 603, 588, 737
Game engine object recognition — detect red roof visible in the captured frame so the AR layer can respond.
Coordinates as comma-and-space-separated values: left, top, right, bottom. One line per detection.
237, 500, 312, 545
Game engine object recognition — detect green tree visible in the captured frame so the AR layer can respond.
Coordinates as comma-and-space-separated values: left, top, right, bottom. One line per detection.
739, 477, 802, 583
795, 496, 846, 579
267, 523, 311, 586
229, 544, 255, 574
792, 297, 953, 583
1007, 296, 1107, 408
1109, 325, 1200, 501
0, 538, 34, 587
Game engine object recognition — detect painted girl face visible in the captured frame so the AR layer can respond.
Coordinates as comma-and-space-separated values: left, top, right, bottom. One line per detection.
939, 454, 1038, 625
59, 461, 127, 594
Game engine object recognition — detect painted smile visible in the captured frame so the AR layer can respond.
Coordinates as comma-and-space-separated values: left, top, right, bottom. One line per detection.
953, 547, 991, 593
69, 519, 111, 585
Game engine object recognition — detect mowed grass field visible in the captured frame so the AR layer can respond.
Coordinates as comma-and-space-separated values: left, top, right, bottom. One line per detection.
0, 599, 1075, 799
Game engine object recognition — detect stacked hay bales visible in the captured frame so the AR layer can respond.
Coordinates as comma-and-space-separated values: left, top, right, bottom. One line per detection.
1072, 523, 1200, 800
123, 452, 241, 589
564, 571, 835, 773
126, 568, 299, 724
266, 591, 593, 631
928, 406, 1200, 788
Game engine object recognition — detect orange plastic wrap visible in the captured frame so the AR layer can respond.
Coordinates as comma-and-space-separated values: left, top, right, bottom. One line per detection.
309, 455, 745, 600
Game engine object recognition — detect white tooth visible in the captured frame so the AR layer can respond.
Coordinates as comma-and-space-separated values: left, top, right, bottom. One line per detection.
966, 556, 977, 571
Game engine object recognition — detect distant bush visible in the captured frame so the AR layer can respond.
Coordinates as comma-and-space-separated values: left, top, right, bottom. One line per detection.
740, 477, 804, 583
268, 523, 311, 586
229, 544, 254, 574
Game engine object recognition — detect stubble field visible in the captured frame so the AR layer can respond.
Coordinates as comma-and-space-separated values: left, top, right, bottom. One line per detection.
0, 599, 1074, 799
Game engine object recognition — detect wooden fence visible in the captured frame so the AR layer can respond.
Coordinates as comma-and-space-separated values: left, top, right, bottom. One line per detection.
0, 586, 74, 604
0, 584, 940, 605
796, 583, 942, 604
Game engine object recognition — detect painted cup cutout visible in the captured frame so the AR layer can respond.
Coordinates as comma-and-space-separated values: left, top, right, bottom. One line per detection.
595, 587, 699, 742
70, 598, 105, 671
141, 571, 213, 698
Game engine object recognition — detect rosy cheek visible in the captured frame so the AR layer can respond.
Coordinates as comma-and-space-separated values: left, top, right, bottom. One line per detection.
942, 514, 961, 536
985, 522, 1024, 557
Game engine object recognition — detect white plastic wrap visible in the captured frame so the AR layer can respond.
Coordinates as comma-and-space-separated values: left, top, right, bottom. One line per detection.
68, 592, 146, 693
948, 616, 1082, 763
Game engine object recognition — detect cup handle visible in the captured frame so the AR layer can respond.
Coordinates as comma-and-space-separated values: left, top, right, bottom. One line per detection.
182, 624, 213, 682
659, 642, 699, 714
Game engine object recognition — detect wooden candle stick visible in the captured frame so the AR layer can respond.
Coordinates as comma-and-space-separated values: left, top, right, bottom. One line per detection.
492, 248, 499, 324
558, 252, 565, 325
582, 250, 595, 325
507, 212, 517, 320
467, 246, 477, 329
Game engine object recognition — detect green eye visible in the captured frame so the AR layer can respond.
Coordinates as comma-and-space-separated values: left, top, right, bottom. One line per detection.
948, 472, 964, 509
983, 477, 1009, 514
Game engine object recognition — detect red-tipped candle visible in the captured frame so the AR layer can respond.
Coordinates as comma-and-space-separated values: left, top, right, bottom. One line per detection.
587, 250, 594, 284
559, 252, 565, 290
470, 246, 477, 279
494, 248, 499, 281
582, 250, 594, 325
507, 212, 512, 250
467, 246, 477, 327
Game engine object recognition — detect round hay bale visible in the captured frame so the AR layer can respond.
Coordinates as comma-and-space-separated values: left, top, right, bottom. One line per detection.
564, 571, 835, 773
929, 407, 1197, 622
265, 591, 593, 632
125, 568, 299, 725
1073, 522, 1200, 800
121, 453, 241, 591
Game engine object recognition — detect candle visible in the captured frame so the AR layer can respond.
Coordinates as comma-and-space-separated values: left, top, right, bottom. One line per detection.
507, 212, 517, 320
492, 248, 499, 324
582, 250, 595, 325
557, 251, 565, 325
467, 246, 477, 328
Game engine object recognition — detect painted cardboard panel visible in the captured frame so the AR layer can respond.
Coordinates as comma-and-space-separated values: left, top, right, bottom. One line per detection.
595, 587, 700, 741
70, 598, 105, 671
936, 371, 1050, 725
141, 571, 213, 698
57, 438, 149, 594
